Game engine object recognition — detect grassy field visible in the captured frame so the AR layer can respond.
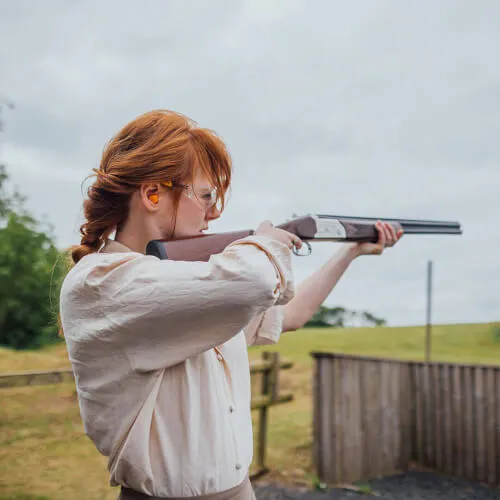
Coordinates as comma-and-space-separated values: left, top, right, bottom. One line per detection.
1, 321, 500, 499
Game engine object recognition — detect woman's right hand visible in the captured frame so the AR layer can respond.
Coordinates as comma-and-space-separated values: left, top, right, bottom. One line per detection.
256, 221, 303, 251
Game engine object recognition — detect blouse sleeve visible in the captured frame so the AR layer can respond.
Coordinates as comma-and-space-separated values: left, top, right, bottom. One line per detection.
60, 235, 294, 372
243, 306, 285, 346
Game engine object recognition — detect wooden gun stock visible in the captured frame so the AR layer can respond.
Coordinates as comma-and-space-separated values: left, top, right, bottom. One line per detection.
146, 214, 462, 262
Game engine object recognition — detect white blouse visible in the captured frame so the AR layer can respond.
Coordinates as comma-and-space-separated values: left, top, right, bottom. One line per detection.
59, 235, 295, 497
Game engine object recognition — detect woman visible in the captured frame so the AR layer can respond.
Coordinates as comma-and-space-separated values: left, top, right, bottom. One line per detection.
59, 109, 402, 500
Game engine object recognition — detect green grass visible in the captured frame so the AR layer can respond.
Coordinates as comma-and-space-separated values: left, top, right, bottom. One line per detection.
1, 321, 499, 499
249, 321, 500, 365
0, 343, 71, 373
0, 496, 52, 500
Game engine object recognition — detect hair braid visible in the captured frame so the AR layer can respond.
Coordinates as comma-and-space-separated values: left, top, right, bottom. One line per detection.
71, 183, 130, 264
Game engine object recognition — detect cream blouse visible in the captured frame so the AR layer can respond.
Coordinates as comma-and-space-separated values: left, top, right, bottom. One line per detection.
59, 234, 295, 497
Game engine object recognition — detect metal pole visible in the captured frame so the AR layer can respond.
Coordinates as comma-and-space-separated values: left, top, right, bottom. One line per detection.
425, 260, 433, 362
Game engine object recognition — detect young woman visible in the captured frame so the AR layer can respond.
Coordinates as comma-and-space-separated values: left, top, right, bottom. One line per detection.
59, 109, 403, 500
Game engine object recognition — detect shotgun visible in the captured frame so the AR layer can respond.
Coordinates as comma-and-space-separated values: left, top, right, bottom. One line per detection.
145, 213, 462, 262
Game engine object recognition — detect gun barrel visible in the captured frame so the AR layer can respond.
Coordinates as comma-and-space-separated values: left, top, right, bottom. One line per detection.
317, 213, 462, 231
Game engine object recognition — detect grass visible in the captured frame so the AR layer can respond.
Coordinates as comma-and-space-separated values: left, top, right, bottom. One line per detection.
1, 321, 500, 499
0, 344, 71, 373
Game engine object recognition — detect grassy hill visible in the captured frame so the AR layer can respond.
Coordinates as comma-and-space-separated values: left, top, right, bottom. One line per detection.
1, 322, 499, 499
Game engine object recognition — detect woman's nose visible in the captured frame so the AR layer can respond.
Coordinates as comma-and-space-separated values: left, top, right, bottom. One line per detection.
207, 205, 221, 221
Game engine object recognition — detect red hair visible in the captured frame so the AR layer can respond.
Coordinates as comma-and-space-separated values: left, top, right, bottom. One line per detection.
69, 109, 232, 265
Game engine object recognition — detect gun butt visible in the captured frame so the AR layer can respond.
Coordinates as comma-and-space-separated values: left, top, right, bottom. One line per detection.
146, 230, 254, 261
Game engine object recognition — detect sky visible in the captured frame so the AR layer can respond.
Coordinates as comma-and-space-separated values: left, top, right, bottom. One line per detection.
1, 0, 499, 328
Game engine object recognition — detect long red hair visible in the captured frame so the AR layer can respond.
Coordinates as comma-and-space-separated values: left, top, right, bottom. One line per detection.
70, 109, 232, 265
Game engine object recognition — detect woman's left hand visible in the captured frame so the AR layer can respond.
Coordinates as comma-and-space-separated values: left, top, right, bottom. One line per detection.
353, 220, 404, 257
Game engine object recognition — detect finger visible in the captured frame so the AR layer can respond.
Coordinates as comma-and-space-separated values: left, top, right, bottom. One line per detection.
257, 220, 273, 231
285, 231, 303, 249
385, 222, 397, 246
369, 222, 384, 255
376, 221, 386, 246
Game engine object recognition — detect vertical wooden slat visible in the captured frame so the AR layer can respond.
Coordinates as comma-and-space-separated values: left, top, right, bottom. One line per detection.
423, 363, 434, 468
339, 358, 350, 483
475, 366, 486, 483
391, 362, 402, 472
464, 366, 475, 479
422, 363, 431, 466
363, 359, 381, 479
335, 357, 346, 483
398, 362, 411, 471
341, 357, 354, 483
350, 360, 362, 482
433, 363, 443, 472
414, 363, 424, 464
312, 357, 321, 479
318, 358, 332, 483
419, 363, 427, 465
359, 360, 368, 479
486, 368, 497, 485
380, 361, 392, 476
385, 362, 394, 473
453, 364, 464, 478
316, 358, 328, 482
442, 364, 453, 476
389, 360, 398, 474
331, 357, 342, 485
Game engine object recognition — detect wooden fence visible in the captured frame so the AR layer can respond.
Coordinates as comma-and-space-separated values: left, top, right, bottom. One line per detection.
0, 368, 75, 388
312, 352, 500, 487
0, 351, 293, 479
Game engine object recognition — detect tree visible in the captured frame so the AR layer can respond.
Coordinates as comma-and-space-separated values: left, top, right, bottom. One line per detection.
0, 165, 68, 349
304, 305, 386, 328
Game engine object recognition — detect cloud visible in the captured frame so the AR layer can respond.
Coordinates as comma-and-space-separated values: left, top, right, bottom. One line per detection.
1, 0, 499, 326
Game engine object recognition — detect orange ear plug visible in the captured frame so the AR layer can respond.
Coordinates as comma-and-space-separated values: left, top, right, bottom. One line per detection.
149, 194, 159, 204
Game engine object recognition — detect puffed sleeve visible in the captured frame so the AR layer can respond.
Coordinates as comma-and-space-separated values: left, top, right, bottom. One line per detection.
60, 235, 294, 372
243, 306, 286, 346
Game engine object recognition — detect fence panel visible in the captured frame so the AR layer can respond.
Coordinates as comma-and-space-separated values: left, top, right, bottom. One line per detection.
312, 353, 412, 484
312, 352, 500, 487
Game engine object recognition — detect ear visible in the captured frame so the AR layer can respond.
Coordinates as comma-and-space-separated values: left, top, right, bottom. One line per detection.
141, 184, 161, 210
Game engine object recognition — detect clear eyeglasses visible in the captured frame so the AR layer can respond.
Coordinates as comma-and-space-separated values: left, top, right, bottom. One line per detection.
161, 181, 219, 211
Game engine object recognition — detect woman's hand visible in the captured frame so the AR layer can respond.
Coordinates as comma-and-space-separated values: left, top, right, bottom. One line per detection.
352, 220, 404, 257
256, 220, 303, 251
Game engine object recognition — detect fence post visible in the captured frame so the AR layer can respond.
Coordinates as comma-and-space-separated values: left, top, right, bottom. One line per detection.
256, 351, 279, 474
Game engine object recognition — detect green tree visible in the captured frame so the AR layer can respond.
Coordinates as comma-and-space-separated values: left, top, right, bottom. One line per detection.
304, 305, 386, 328
0, 166, 68, 349
305, 305, 347, 328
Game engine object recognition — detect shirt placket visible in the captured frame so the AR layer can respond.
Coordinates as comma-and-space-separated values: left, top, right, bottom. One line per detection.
213, 347, 242, 473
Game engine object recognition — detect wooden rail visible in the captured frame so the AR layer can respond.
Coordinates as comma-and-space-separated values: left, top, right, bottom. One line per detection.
0, 368, 75, 388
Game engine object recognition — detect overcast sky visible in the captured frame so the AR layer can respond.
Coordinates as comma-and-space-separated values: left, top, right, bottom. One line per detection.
1, 0, 499, 327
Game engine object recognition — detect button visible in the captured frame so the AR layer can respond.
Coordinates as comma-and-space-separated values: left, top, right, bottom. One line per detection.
229, 405, 235, 413
235, 463, 241, 470
216, 353, 223, 361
